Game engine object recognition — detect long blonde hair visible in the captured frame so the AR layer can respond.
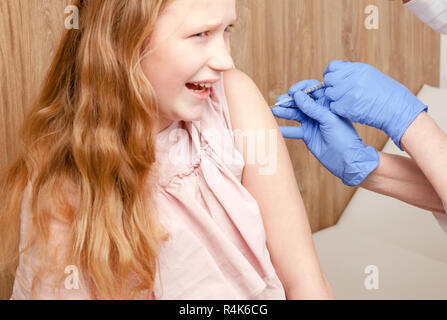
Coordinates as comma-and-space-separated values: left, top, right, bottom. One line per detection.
0, 0, 173, 299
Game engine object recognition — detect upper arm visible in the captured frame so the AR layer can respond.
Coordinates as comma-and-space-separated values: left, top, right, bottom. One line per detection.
222, 69, 273, 128
222, 69, 328, 296
222, 68, 305, 220
222, 68, 286, 177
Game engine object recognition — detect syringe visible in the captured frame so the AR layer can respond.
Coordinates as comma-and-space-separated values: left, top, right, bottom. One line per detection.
271, 82, 326, 108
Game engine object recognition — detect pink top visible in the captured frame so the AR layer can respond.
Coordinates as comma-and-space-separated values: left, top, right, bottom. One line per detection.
10, 72, 286, 300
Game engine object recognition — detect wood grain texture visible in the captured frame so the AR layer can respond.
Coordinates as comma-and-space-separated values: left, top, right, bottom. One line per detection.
231, 0, 440, 232
0, 0, 440, 299
0, 0, 71, 165
0, 0, 71, 300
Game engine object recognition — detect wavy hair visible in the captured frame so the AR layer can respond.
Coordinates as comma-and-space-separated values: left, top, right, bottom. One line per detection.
0, 0, 173, 299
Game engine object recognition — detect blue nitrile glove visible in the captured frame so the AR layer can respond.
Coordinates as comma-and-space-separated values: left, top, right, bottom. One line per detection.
271, 80, 379, 187
323, 60, 428, 150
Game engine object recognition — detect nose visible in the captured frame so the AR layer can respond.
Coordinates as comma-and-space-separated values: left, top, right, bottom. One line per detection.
207, 39, 234, 72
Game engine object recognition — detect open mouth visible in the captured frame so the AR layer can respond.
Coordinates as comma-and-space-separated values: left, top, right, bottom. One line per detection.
185, 82, 211, 93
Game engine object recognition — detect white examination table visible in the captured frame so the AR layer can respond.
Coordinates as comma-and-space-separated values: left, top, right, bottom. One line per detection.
312, 85, 447, 299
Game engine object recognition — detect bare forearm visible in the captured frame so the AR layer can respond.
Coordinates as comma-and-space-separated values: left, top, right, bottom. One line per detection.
285, 273, 335, 300
360, 150, 445, 213
400, 112, 447, 207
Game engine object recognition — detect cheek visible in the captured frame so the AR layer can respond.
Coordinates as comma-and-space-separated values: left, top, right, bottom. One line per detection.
142, 44, 193, 93
140, 43, 207, 119
140, 54, 176, 112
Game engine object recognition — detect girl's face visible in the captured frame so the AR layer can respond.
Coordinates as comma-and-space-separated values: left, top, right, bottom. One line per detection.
141, 0, 237, 132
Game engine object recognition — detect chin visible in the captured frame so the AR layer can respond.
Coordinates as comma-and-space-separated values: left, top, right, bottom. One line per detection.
183, 114, 203, 122
176, 107, 204, 122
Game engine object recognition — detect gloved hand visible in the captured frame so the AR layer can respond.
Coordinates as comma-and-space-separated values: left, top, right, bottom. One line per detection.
271, 80, 379, 187
323, 60, 428, 150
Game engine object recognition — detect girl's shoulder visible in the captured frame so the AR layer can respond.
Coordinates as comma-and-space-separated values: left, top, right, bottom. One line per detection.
222, 69, 280, 160
222, 68, 273, 130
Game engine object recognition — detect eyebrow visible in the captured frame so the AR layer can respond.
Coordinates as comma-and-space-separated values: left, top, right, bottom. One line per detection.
193, 18, 237, 30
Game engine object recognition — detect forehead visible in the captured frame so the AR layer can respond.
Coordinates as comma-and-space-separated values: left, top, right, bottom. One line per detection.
160, 0, 237, 29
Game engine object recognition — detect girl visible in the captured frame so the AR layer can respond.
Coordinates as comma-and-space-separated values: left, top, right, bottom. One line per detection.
1, 0, 334, 299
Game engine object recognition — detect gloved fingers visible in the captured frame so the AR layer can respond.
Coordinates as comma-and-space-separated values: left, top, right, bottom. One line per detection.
323, 69, 353, 88
288, 80, 320, 96
324, 82, 353, 101
275, 93, 296, 108
293, 90, 330, 123
271, 106, 308, 123
323, 60, 352, 76
329, 99, 352, 119
315, 95, 330, 109
289, 79, 327, 101
308, 85, 326, 100
279, 126, 305, 140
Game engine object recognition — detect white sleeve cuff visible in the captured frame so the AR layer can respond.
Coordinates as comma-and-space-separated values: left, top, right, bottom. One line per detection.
405, 0, 447, 34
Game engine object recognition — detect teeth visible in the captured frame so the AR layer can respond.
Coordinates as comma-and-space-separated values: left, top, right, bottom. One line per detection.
192, 82, 213, 88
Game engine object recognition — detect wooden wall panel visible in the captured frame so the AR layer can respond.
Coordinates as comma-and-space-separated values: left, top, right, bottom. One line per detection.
232, 0, 440, 232
0, 0, 71, 167
0, 0, 440, 299
0, 0, 71, 300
